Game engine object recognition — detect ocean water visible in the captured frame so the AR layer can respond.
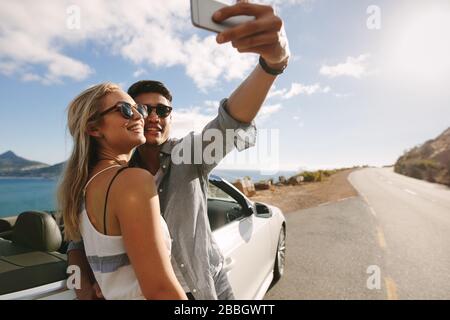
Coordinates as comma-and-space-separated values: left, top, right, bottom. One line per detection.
211, 169, 297, 183
0, 178, 58, 218
0, 169, 297, 218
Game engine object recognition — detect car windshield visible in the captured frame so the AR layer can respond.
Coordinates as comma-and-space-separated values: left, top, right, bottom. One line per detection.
207, 182, 236, 202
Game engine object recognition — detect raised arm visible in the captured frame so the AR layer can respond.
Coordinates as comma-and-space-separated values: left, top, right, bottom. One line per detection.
213, 1, 290, 123
114, 169, 187, 300
172, 2, 290, 175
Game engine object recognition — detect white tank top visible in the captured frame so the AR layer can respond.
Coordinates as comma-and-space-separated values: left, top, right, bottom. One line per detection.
79, 165, 172, 300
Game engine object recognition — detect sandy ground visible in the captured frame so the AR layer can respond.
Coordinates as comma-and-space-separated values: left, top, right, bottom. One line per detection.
249, 169, 359, 213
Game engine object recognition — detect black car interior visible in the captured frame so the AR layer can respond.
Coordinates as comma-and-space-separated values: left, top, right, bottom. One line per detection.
207, 198, 244, 231
0, 211, 68, 296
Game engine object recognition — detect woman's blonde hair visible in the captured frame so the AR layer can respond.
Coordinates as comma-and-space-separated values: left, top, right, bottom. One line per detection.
57, 82, 121, 241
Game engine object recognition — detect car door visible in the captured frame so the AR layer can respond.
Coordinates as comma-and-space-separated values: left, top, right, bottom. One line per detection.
208, 181, 273, 299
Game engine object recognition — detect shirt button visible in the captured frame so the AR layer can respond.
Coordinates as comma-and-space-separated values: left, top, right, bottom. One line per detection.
162, 165, 166, 169
159, 189, 163, 193
180, 264, 185, 268
159, 153, 163, 157
192, 289, 197, 293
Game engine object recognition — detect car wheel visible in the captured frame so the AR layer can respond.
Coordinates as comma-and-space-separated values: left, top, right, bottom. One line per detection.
273, 225, 286, 283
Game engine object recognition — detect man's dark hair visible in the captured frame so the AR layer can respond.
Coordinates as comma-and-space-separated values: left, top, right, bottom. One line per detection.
127, 80, 173, 102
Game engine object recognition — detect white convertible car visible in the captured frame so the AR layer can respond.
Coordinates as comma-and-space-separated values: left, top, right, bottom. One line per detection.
0, 175, 286, 300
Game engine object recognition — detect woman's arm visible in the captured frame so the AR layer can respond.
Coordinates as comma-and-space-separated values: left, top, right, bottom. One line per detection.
113, 168, 187, 300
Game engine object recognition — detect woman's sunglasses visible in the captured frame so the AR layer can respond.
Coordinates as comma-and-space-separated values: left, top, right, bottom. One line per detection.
143, 104, 173, 118
97, 101, 148, 120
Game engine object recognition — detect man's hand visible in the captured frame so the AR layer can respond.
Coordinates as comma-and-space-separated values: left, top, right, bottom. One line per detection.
92, 282, 104, 300
68, 248, 104, 300
212, 0, 290, 68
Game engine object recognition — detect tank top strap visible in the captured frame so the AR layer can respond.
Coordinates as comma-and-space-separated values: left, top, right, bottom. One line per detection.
83, 165, 122, 196
103, 166, 130, 235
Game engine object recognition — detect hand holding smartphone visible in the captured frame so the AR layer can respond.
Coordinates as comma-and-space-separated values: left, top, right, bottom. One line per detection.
190, 0, 255, 33
190, 0, 290, 70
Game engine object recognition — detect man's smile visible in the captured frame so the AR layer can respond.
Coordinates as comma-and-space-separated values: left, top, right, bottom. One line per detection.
145, 125, 162, 132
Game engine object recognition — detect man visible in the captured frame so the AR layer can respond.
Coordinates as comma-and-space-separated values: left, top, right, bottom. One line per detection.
68, 1, 290, 300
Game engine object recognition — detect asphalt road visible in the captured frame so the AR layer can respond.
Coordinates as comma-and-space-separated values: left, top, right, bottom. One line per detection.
265, 167, 450, 299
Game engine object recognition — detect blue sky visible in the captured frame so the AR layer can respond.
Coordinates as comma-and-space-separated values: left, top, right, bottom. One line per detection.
1, 0, 449, 171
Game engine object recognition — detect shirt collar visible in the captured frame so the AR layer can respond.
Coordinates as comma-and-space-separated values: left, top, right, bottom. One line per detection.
160, 137, 179, 156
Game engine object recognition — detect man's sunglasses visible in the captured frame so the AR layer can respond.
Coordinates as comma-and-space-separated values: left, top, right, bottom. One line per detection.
97, 101, 148, 120
143, 104, 173, 118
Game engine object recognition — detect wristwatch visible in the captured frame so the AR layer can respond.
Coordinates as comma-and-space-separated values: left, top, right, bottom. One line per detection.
259, 56, 288, 76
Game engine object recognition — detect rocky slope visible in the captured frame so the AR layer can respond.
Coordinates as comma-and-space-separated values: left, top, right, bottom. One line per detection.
395, 127, 450, 186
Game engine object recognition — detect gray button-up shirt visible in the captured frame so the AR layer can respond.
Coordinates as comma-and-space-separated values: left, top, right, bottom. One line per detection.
69, 98, 257, 300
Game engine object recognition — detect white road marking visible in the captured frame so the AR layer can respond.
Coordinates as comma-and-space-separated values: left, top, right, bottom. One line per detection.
337, 196, 356, 202
358, 192, 369, 203
404, 189, 417, 196
358, 192, 377, 217
363, 195, 370, 205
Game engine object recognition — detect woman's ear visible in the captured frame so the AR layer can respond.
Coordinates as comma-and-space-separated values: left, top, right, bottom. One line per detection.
87, 122, 102, 138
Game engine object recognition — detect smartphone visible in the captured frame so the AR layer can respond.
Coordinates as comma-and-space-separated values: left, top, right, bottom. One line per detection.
191, 0, 255, 33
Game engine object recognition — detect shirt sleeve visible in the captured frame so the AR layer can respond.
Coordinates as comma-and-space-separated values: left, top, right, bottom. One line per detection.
66, 240, 85, 253
196, 98, 257, 175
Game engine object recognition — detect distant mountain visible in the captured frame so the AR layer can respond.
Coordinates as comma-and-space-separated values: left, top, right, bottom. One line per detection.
0, 151, 49, 174
5, 162, 65, 179
394, 127, 450, 186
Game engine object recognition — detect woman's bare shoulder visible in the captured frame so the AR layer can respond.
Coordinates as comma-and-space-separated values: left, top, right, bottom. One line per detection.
113, 167, 156, 195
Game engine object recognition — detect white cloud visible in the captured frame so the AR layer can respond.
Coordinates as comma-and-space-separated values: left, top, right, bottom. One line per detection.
267, 85, 288, 99
0, 0, 255, 88
267, 82, 330, 100
334, 93, 353, 98
0, 1, 94, 85
283, 82, 330, 99
170, 100, 281, 139
133, 68, 147, 78
203, 100, 221, 113
184, 35, 257, 90
256, 104, 282, 124
22, 73, 44, 83
284, 83, 320, 98
320, 54, 370, 79
0, 61, 21, 76
170, 108, 215, 139
257, 0, 308, 7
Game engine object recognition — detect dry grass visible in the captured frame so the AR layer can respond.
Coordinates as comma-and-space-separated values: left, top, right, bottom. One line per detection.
249, 169, 359, 213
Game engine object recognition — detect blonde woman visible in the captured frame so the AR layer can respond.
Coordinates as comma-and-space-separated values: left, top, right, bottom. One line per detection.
58, 83, 187, 300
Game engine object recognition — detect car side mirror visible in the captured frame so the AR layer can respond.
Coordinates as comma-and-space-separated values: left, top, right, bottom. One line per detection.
244, 204, 254, 216
255, 203, 272, 218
